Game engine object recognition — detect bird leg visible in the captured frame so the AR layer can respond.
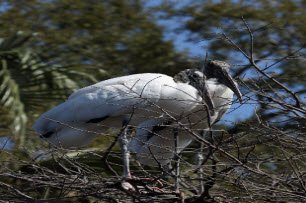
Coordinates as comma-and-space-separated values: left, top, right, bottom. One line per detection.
119, 126, 131, 179
173, 128, 186, 202
173, 128, 180, 192
119, 126, 138, 192
196, 130, 205, 194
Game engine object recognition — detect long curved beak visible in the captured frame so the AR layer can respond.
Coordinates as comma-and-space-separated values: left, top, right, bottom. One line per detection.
220, 69, 243, 103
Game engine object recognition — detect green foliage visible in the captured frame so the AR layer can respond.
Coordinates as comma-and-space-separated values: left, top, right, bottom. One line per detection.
0, 0, 187, 76
0, 32, 97, 146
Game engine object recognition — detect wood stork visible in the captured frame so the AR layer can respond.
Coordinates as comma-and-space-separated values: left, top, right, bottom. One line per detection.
32, 60, 242, 178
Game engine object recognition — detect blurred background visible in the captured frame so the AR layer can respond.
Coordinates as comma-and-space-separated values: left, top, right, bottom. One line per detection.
0, 0, 305, 202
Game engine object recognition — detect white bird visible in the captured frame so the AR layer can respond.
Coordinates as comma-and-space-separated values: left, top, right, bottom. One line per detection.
32, 60, 242, 178
128, 61, 242, 166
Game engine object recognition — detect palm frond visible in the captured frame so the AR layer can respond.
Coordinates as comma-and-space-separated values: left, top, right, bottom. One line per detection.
0, 32, 101, 147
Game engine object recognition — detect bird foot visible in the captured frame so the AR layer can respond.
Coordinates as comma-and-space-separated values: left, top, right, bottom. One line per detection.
122, 176, 165, 193
121, 180, 136, 192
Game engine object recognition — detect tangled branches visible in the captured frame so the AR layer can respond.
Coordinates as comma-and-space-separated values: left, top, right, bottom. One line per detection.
0, 19, 305, 202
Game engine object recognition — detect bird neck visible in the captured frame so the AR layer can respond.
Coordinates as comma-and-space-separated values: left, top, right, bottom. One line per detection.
206, 79, 234, 99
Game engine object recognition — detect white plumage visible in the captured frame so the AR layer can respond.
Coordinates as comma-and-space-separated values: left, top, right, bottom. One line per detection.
33, 60, 242, 168
33, 73, 202, 146
130, 79, 234, 165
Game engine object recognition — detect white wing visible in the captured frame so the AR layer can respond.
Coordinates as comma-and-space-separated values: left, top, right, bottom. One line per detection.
32, 72, 203, 149
33, 73, 167, 134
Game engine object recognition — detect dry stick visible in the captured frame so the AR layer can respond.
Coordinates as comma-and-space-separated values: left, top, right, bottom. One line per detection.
101, 134, 120, 177
243, 17, 301, 108
42, 117, 110, 136
274, 129, 306, 192
0, 181, 34, 200
261, 47, 304, 72
146, 146, 183, 191
238, 78, 306, 115
201, 158, 217, 200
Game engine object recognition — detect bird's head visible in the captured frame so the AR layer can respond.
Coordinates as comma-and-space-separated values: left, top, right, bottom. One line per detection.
173, 69, 205, 84
174, 69, 215, 113
203, 60, 243, 103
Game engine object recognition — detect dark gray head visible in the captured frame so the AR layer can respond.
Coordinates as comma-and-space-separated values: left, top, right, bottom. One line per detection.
174, 69, 205, 84
174, 69, 215, 114
204, 60, 242, 103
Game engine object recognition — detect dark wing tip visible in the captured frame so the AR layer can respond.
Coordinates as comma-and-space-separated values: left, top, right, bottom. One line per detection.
40, 131, 54, 138
86, 115, 109, 123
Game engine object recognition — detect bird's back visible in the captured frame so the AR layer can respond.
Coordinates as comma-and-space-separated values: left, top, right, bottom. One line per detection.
68, 73, 168, 100
33, 73, 170, 131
